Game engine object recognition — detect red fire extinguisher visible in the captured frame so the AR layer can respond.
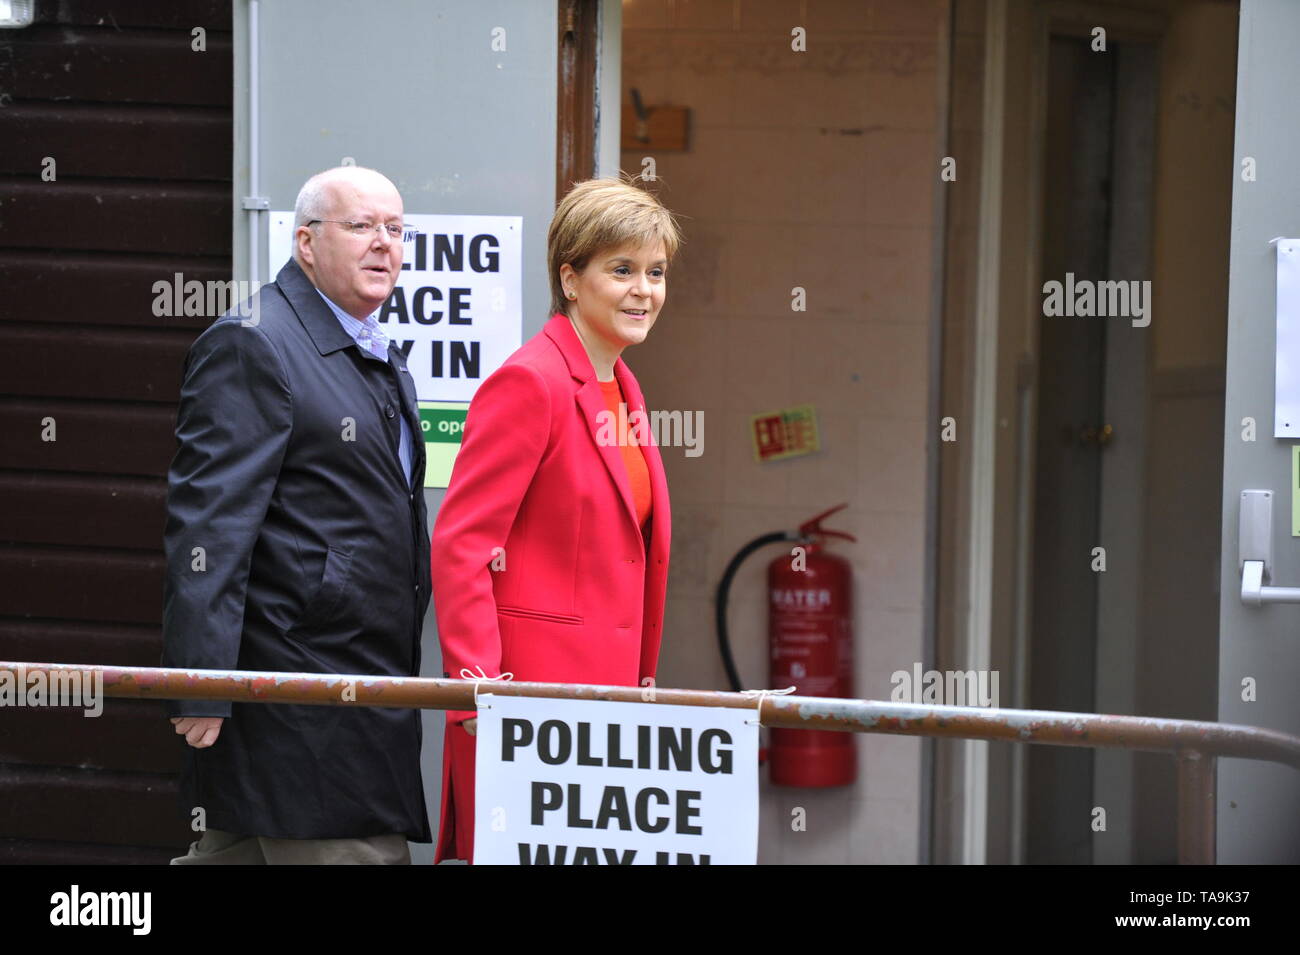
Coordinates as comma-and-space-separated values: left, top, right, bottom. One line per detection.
715, 503, 857, 787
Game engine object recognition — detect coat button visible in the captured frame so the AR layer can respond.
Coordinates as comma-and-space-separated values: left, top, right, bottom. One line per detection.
384, 404, 396, 418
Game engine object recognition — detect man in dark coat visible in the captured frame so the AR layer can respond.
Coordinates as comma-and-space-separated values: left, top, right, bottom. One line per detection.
162, 166, 431, 864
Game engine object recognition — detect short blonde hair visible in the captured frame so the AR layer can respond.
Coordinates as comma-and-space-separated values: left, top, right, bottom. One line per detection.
547, 176, 683, 315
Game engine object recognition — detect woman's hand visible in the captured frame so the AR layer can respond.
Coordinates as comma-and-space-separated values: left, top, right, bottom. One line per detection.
463, 717, 478, 736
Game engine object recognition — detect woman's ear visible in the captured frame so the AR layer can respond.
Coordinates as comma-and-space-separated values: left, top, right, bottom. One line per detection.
558, 262, 577, 300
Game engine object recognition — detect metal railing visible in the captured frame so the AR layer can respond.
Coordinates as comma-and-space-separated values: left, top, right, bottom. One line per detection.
6, 660, 1300, 864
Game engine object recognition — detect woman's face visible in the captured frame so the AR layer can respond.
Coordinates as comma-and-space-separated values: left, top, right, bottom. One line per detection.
562, 241, 667, 353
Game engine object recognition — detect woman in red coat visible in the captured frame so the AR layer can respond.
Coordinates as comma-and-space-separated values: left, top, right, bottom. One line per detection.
429, 178, 681, 863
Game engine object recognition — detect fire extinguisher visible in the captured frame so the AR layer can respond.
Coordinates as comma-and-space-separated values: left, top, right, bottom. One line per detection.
714, 503, 857, 787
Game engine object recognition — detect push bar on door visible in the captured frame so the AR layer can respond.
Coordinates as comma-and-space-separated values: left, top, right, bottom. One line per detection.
1239, 488, 1300, 603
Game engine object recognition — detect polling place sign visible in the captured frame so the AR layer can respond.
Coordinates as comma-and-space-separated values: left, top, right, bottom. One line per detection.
269, 212, 522, 402
474, 694, 759, 865
269, 211, 522, 487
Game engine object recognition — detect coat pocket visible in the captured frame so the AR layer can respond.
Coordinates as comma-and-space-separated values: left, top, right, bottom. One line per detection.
496, 604, 584, 626
293, 544, 354, 631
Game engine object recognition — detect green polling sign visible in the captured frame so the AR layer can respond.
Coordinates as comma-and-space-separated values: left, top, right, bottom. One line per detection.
420, 406, 467, 443
418, 402, 469, 488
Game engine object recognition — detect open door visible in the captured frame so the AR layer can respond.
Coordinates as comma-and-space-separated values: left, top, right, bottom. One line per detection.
1218, 0, 1300, 863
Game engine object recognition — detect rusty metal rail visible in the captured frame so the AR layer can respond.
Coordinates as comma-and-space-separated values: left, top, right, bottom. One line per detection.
6, 661, 1300, 864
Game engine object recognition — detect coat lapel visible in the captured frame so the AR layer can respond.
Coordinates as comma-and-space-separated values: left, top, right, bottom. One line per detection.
274, 257, 357, 356
544, 313, 661, 546
615, 360, 670, 558
574, 380, 640, 540
277, 257, 425, 488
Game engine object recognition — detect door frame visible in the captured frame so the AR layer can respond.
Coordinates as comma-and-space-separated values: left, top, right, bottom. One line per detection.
557, 0, 600, 197
556, 0, 623, 191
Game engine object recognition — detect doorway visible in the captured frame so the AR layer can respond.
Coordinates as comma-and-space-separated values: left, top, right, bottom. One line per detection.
1027, 33, 1157, 864
934, 0, 1237, 863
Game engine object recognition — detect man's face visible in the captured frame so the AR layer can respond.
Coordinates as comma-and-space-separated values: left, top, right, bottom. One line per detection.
295, 174, 403, 319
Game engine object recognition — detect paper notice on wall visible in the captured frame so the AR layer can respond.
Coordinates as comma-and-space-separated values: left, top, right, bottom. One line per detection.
268, 212, 522, 488
268, 212, 522, 404
1275, 239, 1300, 437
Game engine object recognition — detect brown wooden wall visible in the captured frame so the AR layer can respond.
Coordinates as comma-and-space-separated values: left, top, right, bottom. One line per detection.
0, 0, 233, 864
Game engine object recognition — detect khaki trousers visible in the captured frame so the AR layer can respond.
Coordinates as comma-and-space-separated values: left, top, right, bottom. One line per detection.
170, 827, 411, 865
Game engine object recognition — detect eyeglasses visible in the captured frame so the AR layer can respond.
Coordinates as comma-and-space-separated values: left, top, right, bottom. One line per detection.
308, 219, 407, 241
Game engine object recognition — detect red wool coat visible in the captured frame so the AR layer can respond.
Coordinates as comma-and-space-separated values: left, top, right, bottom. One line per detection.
429, 312, 672, 864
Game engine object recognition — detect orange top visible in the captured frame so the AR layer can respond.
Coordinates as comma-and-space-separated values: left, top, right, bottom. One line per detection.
597, 377, 652, 529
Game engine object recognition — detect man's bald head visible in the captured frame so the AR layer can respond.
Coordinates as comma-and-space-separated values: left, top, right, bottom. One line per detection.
293, 165, 400, 231
291, 166, 405, 319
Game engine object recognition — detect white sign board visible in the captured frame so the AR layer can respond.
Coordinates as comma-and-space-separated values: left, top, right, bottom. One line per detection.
269, 212, 522, 402
473, 694, 759, 865
1275, 238, 1300, 437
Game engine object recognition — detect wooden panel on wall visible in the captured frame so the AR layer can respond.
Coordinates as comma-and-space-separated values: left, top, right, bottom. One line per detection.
0, 400, 180, 476
0, 180, 231, 256
0, 619, 162, 668
0, 0, 233, 863
0, 473, 166, 550
0, 251, 221, 330
0, 26, 232, 106
0, 701, 179, 774
0, 104, 232, 181
0, 324, 195, 402
0, 766, 189, 847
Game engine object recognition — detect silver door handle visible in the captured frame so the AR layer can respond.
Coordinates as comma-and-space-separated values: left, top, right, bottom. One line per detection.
1238, 489, 1300, 604
1240, 559, 1300, 604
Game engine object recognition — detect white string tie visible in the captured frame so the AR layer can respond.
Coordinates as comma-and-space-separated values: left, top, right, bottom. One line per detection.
740, 686, 796, 726
459, 665, 514, 710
